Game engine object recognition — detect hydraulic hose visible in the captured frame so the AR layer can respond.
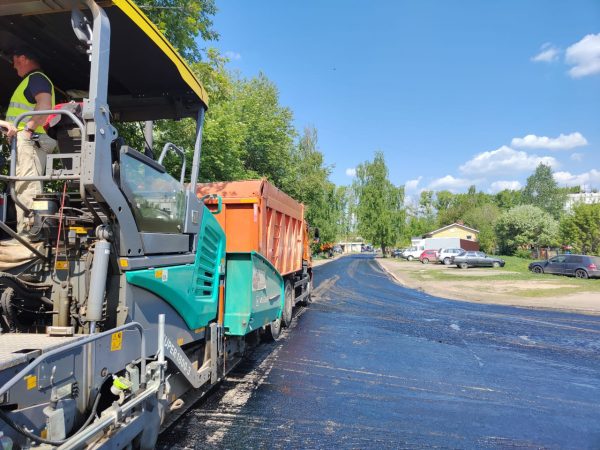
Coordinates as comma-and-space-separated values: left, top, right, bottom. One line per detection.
0, 272, 51, 301
0, 392, 102, 446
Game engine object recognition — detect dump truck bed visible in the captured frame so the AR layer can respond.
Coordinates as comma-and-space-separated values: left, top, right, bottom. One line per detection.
197, 179, 310, 276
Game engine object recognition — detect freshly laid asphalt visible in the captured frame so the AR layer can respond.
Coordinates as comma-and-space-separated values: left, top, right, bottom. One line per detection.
158, 254, 600, 449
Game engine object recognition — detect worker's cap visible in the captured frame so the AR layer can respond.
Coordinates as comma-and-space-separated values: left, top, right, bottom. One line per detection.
11, 45, 40, 62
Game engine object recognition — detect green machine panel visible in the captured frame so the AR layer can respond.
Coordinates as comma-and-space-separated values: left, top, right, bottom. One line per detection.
224, 252, 284, 336
126, 206, 226, 330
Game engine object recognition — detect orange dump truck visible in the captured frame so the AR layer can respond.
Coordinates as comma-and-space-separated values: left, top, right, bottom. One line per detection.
197, 179, 313, 327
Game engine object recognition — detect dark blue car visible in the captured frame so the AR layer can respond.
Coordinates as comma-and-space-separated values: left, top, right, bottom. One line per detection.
529, 254, 600, 279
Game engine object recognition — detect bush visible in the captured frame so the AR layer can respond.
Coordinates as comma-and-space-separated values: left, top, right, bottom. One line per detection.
495, 205, 559, 255
513, 249, 532, 259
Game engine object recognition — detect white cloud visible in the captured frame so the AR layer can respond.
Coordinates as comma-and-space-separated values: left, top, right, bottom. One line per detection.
531, 43, 560, 63
511, 132, 588, 151
428, 175, 473, 192
225, 51, 241, 61
554, 169, 600, 187
571, 152, 584, 162
565, 33, 600, 78
405, 176, 422, 191
459, 146, 558, 175
489, 180, 522, 193
345, 168, 356, 177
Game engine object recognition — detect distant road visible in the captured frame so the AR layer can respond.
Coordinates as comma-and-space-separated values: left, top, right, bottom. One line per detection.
159, 254, 600, 449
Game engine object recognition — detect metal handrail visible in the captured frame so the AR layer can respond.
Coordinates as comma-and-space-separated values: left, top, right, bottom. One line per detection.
0, 322, 146, 400
9, 109, 86, 216
57, 315, 165, 450
158, 142, 187, 187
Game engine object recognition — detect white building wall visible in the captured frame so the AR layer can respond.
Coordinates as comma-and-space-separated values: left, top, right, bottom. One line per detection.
565, 193, 600, 212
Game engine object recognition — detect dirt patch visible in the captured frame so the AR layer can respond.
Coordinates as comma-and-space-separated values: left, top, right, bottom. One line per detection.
377, 258, 600, 316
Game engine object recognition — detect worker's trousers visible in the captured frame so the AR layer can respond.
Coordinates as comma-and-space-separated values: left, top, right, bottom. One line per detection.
15, 131, 56, 233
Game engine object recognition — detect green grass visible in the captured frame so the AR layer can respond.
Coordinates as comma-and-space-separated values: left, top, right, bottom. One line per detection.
396, 255, 600, 293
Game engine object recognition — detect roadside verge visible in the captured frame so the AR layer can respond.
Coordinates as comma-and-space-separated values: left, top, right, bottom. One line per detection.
376, 257, 600, 316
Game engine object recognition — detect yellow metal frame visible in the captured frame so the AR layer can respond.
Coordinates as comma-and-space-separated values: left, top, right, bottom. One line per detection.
112, 0, 209, 106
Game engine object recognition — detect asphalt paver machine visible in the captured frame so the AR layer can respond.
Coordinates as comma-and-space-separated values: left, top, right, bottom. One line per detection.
0, 1, 285, 448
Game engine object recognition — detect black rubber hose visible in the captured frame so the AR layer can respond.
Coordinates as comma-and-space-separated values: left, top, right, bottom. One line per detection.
0, 273, 50, 302
0, 272, 51, 291
0, 392, 102, 446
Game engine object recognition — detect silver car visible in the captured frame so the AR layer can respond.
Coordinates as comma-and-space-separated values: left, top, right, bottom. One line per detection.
452, 251, 505, 269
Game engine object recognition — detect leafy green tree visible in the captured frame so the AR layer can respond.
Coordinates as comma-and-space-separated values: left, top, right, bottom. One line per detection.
495, 205, 559, 255
436, 187, 494, 227
494, 189, 522, 210
402, 215, 433, 245
136, 0, 218, 62
335, 185, 357, 241
434, 190, 454, 215
234, 74, 295, 187
522, 163, 566, 219
282, 127, 337, 242
463, 204, 501, 253
354, 152, 405, 255
559, 203, 600, 254
419, 190, 436, 222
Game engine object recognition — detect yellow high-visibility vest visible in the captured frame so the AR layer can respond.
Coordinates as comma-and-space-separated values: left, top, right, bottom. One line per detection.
6, 71, 55, 134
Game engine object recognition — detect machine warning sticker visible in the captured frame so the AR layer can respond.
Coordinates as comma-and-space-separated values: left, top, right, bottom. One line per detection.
55, 261, 68, 270
69, 226, 89, 234
155, 269, 168, 282
111, 331, 123, 351
25, 375, 36, 390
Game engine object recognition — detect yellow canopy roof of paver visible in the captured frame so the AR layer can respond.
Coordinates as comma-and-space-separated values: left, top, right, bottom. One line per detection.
0, 0, 208, 121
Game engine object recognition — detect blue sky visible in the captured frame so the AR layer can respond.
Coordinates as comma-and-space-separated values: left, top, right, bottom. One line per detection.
208, 0, 600, 200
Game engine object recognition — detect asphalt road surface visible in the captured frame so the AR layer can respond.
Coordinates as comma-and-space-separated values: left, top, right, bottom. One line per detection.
158, 254, 600, 449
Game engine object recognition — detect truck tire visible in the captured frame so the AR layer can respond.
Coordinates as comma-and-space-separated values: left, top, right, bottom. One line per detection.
443, 258, 451, 265
265, 317, 282, 341
282, 280, 293, 327
407, 255, 414, 261
299, 275, 312, 306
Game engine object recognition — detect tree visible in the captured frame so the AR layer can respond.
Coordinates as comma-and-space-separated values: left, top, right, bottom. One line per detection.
418, 190, 436, 222
436, 188, 494, 227
354, 152, 405, 255
494, 189, 522, 211
136, 0, 218, 62
522, 163, 566, 219
559, 203, 600, 254
495, 205, 559, 255
234, 74, 295, 187
282, 127, 337, 243
462, 204, 501, 253
335, 185, 357, 241
434, 190, 454, 215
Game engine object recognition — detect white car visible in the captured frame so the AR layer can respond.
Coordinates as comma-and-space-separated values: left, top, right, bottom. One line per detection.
401, 247, 424, 261
438, 248, 464, 265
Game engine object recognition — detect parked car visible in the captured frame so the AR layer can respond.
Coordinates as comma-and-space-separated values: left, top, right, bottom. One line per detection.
529, 254, 600, 279
437, 248, 464, 265
333, 245, 342, 254
452, 251, 505, 269
391, 248, 404, 258
419, 249, 439, 264
401, 247, 423, 261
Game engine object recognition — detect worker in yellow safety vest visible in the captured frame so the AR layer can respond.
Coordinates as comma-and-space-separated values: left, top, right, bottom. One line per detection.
4, 46, 56, 233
